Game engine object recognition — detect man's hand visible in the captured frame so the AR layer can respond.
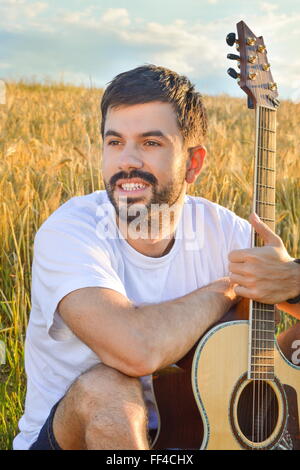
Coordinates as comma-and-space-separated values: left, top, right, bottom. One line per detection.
228, 213, 300, 305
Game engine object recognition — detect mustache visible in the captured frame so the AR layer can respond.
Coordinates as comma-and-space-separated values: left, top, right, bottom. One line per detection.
110, 170, 157, 188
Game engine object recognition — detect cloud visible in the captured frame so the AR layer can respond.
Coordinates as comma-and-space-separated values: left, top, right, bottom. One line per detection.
1, 2, 300, 100
260, 2, 279, 13
111, 17, 227, 81
151, 49, 194, 75
101, 8, 130, 27
0, 62, 11, 69
0, 0, 48, 31
4, 5, 223, 79
0, 0, 26, 4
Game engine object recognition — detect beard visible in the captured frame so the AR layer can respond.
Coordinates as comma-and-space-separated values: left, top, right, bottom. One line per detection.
104, 166, 186, 238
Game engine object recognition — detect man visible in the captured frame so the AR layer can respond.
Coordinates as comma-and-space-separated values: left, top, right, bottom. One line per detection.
13, 65, 300, 450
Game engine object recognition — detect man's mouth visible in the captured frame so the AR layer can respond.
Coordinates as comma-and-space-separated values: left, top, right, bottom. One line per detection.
115, 178, 151, 195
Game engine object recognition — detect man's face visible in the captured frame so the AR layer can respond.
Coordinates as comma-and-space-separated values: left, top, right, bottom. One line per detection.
102, 101, 188, 226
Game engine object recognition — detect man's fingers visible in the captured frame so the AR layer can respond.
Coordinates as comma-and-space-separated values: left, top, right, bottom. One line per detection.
228, 250, 246, 263
249, 212, 282, 247
228, 248, 261, 263
233, 284, 251, 299
229, 262, 247, 275
233, 284, 260, 300
230, 273, 248, 286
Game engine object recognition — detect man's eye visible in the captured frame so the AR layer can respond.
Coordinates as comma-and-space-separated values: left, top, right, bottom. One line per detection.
107, 140, 121, 146
145, 141, 161, 146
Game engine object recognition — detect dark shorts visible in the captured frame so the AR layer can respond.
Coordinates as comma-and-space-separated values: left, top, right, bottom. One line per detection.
29, 399, 63, 450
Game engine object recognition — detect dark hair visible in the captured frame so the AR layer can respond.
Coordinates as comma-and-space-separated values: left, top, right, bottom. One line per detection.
100, 64, 207, 148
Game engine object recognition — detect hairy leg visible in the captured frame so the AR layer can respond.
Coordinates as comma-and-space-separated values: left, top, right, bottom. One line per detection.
52, 363, 150, 450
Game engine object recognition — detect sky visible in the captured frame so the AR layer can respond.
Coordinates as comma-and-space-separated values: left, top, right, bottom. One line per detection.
1, 0, 300, 100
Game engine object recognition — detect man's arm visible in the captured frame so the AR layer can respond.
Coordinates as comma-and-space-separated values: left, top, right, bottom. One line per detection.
57, 278, 236, 377
229, 213, 300, 319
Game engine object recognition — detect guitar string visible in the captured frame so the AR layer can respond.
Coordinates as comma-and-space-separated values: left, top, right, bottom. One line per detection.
258, 95, 262, 445
266, 107, 275, 442
256, 58, 264, 444
262, 105, 276, 442
263, 109, 272, 444
253, 55, 276, 444
259, 66, 267, 445
253, 104, 262, 445
262, 98, 268, 443
257, 102, 262, 444
258, 102, 265, 443
259, 104, 263, 444
252, 41, 276, 446
251, 103, 258, 445
253, 42, 261, 446
255, 104, 260, 445
265, 106, 269, 442
270, 107, 276, 440
263, 105, 267, 444
270, 100, 276, 439
261, 104, 264, 444
274, 108, 277, 435
252, 103, 261, 445
266, 105, 275, 435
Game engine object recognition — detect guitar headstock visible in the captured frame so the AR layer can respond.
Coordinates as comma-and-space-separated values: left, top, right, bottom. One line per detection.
226, 21, 279, 110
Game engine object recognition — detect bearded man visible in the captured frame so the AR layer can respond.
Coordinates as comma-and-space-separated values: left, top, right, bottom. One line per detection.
13, 65, 300, 450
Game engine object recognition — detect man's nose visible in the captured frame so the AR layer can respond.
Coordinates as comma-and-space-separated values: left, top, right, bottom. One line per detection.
117, 143, 143, 171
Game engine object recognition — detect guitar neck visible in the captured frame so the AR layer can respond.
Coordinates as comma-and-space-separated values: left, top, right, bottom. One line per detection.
248, 105, 277, 381
252, 106, 277, 235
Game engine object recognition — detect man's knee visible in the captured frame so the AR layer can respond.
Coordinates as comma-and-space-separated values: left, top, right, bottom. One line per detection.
52, 363, 148, 449
70, 363, 147, 423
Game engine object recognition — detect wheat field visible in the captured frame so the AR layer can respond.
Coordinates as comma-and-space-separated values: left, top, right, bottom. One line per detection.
0, 81, 299, 450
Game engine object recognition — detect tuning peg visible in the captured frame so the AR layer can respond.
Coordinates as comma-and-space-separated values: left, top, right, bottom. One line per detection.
262, 63, 271, 71
268, 82, 277, 91
247, 96, 255, 109
226, 33, 236, 46
248, 72, 257, 80
248, 55, 257, 64
227, 53, 240, 61
268, 96, 280, 108
246, 37, 256, 46
257, 45, 266, 53
227, 68, 240, 79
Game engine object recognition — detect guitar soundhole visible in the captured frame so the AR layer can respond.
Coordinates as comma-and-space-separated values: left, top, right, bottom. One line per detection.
237, 380, 278, 443
230, 374, 287, 449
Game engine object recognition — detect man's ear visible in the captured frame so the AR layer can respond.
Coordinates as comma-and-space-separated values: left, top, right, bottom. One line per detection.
185, 146, 206, 184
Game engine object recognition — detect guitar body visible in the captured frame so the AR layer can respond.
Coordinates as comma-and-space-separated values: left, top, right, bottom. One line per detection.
150, 352, 204, 449
151, 319, 300, 450
151, 20, 300, 451
192, 321, 300, 450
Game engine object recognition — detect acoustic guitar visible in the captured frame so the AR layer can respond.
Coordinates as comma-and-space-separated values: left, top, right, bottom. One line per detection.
151, 20, 300, 450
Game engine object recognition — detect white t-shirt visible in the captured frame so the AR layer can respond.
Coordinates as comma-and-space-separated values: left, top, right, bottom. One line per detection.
13, 190, 251, 450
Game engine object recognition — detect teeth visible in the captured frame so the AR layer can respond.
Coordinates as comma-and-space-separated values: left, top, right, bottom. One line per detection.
121, 183, 146, 191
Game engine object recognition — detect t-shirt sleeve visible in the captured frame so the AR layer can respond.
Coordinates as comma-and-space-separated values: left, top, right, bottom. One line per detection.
31, 221, 127, 342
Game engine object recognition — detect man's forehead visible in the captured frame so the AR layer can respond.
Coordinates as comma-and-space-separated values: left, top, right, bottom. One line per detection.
104, 101, 181, 137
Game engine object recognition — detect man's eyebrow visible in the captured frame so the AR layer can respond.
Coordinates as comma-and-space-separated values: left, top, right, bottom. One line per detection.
104, 130, 123, 138
104, 130, 168, 139
140, 130, 166, 138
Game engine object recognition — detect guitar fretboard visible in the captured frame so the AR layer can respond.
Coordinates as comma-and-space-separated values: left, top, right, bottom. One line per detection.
248, 106, 277, 381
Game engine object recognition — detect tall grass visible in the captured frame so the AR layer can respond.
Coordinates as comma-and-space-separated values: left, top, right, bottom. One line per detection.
0, 82, 299, 449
